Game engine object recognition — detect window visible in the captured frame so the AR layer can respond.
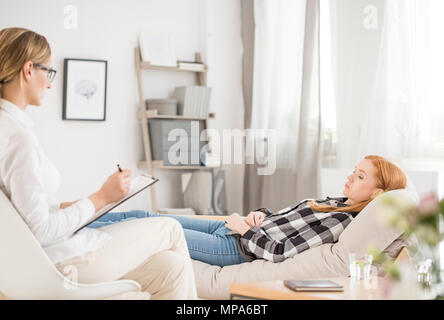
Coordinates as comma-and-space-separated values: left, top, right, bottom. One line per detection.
421, 0, 444, 156
320, 0, 444, 168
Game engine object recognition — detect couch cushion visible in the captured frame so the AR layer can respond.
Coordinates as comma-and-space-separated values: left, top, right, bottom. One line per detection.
192, 186, 418, 299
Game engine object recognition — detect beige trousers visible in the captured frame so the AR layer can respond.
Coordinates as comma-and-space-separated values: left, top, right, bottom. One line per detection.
55, 217, 197, 299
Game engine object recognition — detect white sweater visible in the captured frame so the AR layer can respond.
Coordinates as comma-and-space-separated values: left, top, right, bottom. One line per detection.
0, 98, 110, 264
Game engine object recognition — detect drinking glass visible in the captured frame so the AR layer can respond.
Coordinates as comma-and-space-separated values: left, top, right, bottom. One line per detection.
349, 253, 373, 280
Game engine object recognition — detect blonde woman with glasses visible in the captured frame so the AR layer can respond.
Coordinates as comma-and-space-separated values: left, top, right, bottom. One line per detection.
0, 27, 197, 299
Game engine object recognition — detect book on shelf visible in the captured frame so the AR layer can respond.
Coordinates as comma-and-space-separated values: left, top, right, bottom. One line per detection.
177, 60, 205, 71
174, 85, 211, 117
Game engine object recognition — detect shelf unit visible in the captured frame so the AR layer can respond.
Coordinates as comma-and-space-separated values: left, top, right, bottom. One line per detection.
135, 47, 216, 212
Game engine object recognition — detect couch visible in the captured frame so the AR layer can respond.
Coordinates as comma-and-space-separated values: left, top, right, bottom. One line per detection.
191, 184, 419, 299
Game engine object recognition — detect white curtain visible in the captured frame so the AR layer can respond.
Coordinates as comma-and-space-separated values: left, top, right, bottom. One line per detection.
252, 0, 319, 170
324, 0, 444, 168
357, 0, 426, 159
244, 0, 321, 212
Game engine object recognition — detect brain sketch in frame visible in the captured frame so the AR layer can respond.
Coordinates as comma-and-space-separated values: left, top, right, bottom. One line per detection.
62, 58, 107, 121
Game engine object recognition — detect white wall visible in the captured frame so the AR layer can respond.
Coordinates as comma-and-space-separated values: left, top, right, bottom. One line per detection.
393, 157, 444, 199
0, 0, 244, 214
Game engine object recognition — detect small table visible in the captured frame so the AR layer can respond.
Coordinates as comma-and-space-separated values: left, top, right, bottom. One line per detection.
230, 277, 386, 300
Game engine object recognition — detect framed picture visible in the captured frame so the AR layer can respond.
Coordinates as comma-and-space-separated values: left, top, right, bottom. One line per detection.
62, 58, 107, 121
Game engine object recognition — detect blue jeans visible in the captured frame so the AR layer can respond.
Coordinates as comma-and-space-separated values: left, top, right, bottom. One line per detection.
87, 210, 248, 267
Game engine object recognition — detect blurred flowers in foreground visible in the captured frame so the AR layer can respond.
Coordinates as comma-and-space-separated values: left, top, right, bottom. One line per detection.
381, 193, 444, 247
368, 193, 444, 299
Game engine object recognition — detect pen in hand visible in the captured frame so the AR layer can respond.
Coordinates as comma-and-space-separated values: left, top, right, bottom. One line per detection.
117, 164, 122, 173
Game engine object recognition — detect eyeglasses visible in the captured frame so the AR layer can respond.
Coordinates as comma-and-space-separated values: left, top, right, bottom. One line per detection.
34, 63, 57, 83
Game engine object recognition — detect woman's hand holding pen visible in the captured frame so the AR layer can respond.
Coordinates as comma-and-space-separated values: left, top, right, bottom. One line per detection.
100, 168, 132, 202
88, 166, 132, 212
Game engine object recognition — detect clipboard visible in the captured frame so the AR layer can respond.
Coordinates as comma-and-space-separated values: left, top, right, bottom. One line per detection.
73, 174, 159, 234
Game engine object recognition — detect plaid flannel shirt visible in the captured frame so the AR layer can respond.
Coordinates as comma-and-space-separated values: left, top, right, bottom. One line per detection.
237, 197, 358, 263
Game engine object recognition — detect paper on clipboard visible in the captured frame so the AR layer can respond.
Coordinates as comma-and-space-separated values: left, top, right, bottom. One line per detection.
73, 174, 158, 234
